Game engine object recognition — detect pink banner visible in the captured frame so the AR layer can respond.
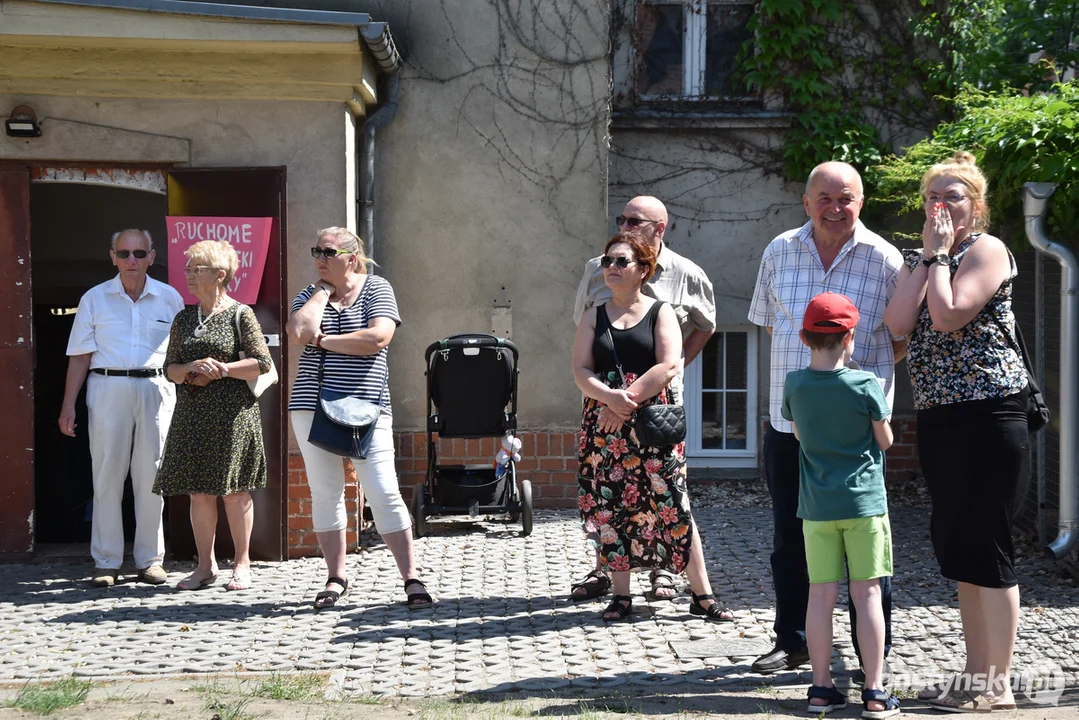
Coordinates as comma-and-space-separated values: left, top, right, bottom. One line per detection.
167, 216, 273, 305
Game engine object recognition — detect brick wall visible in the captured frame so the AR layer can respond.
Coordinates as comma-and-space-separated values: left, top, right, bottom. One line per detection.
285, 417, 923, 557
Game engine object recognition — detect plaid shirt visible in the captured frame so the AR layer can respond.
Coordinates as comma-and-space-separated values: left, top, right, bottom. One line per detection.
748, 220, 903, 433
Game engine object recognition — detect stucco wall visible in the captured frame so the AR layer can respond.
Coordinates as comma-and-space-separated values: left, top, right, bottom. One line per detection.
368, 0, 611, 431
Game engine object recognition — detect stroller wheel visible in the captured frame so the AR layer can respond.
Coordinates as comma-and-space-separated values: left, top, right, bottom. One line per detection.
520, 479, 533, 537
411, 488, 427, 538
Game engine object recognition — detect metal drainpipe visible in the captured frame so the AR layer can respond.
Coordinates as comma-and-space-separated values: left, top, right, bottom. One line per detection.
1023, 182, 1079, 559
359, 74, 399, 273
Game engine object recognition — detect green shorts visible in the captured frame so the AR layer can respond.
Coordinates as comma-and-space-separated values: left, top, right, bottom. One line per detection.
803, 514, 893, 583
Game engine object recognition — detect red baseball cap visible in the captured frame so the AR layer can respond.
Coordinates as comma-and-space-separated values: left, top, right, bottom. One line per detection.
803, 292, 860, 333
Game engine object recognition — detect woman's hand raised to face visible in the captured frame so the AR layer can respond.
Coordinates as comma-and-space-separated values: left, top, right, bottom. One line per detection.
923, 201, 958, 255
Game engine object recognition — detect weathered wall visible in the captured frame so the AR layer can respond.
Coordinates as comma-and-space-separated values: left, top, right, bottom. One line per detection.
365, 0, 611, 431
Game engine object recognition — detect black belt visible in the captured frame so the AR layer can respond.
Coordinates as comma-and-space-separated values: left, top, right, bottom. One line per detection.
91, 368, 165, 378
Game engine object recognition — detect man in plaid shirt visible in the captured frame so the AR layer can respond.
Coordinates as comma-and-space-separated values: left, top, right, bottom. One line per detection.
748, 162, 905, 675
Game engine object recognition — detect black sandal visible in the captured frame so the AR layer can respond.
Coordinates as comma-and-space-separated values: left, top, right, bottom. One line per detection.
806, 684, 848, 714
570, 569, 611, 602
646, 569, 681, 601
404, 578, 433, 608
689, 592, 735, 622
602, 595, 633, 621
861, 688, 900, 719
314, 576, 348, 610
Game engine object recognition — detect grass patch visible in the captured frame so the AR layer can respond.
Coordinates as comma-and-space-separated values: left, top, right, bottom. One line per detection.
351, 693, 385, 705
9, 677, 93, 715
206, 696, 256, 720
417, 698, 467, 720
247, 672, 326, 701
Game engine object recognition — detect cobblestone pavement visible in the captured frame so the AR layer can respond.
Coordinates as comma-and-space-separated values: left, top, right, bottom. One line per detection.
2, 508, 1077, 705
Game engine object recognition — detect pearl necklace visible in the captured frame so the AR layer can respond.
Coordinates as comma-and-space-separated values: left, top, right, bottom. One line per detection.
193, 297, 230, 338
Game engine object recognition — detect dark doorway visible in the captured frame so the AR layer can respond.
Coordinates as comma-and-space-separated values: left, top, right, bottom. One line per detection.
30, 182, 168, 548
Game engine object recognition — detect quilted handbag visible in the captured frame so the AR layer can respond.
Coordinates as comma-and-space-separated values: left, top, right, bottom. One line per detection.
233, 304, 279, 399
635, 403, 687, 447
604, 324, 686, 447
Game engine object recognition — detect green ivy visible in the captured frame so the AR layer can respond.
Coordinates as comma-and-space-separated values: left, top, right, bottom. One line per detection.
871, 83, 1079, 247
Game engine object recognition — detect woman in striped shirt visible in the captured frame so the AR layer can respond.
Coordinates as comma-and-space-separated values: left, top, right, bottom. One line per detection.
286, 227, 432, 610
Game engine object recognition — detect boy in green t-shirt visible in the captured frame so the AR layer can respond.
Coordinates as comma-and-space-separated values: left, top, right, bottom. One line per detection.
781, 292, 900, 719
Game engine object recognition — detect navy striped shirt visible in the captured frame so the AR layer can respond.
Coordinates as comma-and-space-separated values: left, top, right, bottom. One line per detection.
288, 275, 401, 412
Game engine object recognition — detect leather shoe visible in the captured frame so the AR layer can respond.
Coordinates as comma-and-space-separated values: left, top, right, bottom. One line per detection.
88, 568, 118, 588
136, 565, 168, 585
752, 644, 811, 673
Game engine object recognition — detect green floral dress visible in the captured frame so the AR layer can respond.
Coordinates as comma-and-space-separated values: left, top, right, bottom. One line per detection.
154, 303, 271, 497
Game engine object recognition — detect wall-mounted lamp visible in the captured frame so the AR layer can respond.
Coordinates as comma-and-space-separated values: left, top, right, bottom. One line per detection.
5, 105, 42, 138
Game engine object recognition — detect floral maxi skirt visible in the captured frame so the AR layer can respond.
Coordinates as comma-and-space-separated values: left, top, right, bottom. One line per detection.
576, 389, 693, 573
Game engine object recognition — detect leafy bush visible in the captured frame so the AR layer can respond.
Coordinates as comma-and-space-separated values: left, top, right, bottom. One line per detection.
871, 82, 1079, 247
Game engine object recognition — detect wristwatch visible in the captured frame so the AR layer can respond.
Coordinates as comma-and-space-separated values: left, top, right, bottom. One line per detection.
922, 253, 950, 267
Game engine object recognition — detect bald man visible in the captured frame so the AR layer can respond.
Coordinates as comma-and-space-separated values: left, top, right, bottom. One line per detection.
748, 162, 905, 676
571, 195, 716, 603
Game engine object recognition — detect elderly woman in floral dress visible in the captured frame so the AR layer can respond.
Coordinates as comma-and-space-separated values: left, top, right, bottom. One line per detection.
572, 232, 735, 622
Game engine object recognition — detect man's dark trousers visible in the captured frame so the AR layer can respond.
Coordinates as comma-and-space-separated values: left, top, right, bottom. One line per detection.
763, 425, 892, 659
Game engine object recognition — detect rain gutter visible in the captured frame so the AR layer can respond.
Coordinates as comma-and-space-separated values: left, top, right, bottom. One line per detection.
1023, 182, 1079, 559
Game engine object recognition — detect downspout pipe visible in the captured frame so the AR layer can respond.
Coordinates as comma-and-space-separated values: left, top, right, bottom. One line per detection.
359, 23, 401, 271
1023, 182, 1079, 559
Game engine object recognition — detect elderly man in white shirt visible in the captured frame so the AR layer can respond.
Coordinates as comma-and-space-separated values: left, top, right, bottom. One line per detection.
59, 229, 184, 588
748, 162, 905, 676
571, 195, 717, 604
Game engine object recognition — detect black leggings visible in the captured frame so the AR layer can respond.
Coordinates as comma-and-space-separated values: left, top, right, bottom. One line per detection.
917, 389, 1030, 588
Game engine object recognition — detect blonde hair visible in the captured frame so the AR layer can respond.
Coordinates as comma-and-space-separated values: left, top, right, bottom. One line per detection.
185, 240, 239, 286
317, 226, 372, 274
921, 151, 991, 230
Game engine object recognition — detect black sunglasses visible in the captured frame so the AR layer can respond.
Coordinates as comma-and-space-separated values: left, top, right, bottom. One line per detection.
114, 249, 149, 259
310, 247, 353, 259
600, 255, 635, 269
616, 216, 659, 227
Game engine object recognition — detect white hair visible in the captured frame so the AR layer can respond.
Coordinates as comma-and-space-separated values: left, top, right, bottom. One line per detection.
111, 229, 153, 252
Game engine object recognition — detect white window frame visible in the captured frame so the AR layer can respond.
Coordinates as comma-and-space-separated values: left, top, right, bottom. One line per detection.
636, 0, 756, 101
684, 325, 757, 468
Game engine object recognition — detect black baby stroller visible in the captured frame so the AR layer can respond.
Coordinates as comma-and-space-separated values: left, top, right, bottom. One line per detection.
411, 333, 533, 537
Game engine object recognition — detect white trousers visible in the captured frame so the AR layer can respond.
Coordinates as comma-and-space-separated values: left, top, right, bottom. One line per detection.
86, 373, 174, 569
290, 410, 411, 534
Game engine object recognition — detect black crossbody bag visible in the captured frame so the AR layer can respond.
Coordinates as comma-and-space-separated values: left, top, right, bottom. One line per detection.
603, 322, 686, 448
307, 296, 386, 459
992, 314, 1050, 433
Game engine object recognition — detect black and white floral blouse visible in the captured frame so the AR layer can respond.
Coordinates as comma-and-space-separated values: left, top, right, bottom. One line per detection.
903, 233, 1027, 411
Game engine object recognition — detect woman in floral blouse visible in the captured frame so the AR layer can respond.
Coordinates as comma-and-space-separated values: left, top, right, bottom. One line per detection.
572, 232, 733, 622
884, 152, 1028, 713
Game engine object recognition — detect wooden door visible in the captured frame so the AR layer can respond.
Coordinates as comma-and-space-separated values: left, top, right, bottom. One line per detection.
166, 168, 287, 561
0, 167, 34, 556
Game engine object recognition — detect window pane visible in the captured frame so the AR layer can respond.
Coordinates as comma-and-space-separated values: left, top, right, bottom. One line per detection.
725, 391, 748, 449
726, 331, 747, 390
701, 332, 724, 390
704, 3, 753, 97
700, 391, 723, 449
637, 4, 684, 96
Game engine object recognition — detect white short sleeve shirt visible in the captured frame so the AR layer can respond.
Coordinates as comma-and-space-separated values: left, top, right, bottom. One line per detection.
66, 275, 185, 369
748, 220, 903, 434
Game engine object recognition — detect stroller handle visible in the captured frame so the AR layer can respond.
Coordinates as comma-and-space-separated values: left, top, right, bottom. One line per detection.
424, 334, 519, 365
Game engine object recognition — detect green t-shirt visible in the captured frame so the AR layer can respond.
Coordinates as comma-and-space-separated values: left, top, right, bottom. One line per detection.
781, 367, 891, 522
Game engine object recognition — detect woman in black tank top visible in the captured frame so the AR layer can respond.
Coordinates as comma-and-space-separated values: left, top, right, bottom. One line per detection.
572, 233, 734, 622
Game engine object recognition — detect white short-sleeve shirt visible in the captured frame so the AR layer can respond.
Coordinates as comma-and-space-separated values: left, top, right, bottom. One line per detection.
66, 275, 185, 370
748, 220, 902, 434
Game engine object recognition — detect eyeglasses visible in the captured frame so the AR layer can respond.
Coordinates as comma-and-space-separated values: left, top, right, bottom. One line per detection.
927, 193, 970, 205
310, 247, 353, 259
616, 216, 660, 228
183, 265, 217, 275
114, 249, 149, 259
600, 255, 636, 269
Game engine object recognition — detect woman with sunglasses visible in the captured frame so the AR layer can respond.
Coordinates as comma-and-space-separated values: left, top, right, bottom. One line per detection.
572, 233, 734, 622
285, 227, 432, 610
155, 240, 271, 591
884, 152, 1027, 712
